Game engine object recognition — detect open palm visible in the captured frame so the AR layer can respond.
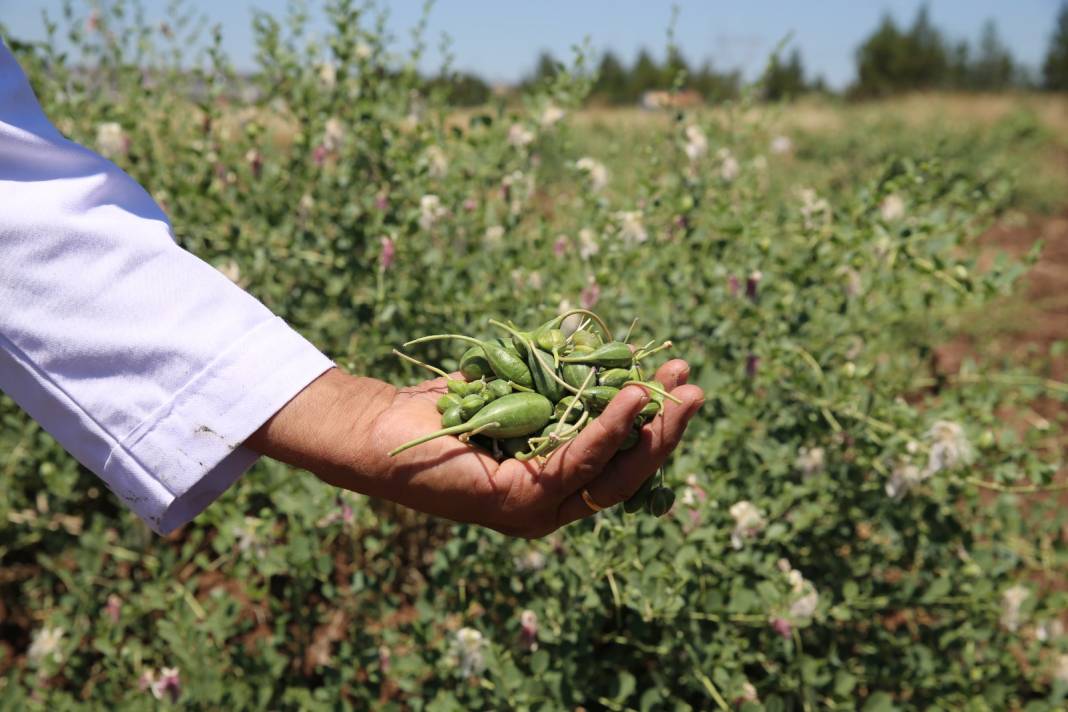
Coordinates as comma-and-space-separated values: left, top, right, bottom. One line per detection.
351, 359, 704, 538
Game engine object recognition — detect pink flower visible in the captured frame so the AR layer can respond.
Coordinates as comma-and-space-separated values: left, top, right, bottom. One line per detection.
771, 617, 792, 640
746, 354, 760, 379
727, 275, 740, 296
580, 278, 601, 310
341, 500, 354, 524
463, 197, 478, 212
746, 270, 762, 302
553, 235, 569, 258
246, 149, 262, 179
105, 594, 122, 624
140, 667, 181, 702
378, 645, 391, 675
374, 192, 389, 211
312, 144, 329, 166
520, 610, 539, 651
379, 237, 395, 271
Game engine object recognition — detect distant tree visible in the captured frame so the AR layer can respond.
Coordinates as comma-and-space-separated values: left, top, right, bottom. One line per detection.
630, 48, 662, 95
764, 48, 807, 100
593, 50, 628, 103
524, 50, 560, 87
948, 40, 972, 89
853, 5, 948, 96
972, 19, 1016, 90
1043, 2, 1068, 90
690, 60, 741, 103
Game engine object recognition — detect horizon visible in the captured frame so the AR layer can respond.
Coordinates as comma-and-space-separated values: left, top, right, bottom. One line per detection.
1, 1, 1062, 89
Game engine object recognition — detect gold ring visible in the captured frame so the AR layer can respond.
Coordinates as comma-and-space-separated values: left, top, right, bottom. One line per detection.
581, 488, 604, 513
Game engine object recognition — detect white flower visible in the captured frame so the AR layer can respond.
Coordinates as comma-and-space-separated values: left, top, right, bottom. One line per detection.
770, 135, 793, 155
925, 420, 972, 476
508, 123, 535, 149
1055, 654, 1068, 684
789, 590, 820, 620
514, 548, 547, 572
452, 627, 487, 677
841, 267, 863, 298
1036, 619, 1065, 642
880, 194, 906, 222
738, 681, 758, 703
424, 145, 448, 178
1000, 585, 1029, 632
885, 460, 925, 500
787, 569, 805, 593
322, 117, 345, 152
484, 224, 505, 248
795, 446, 825, 478
96, 122, 128, 159
683, 125, 708, 161
717, 148, 740, 182
299, 193, 315, 215
317, 62, 337, 89
616, 210, 648, 244
355, 42, 373, 60
576, 157, 609, 192
217, 259, 242, 284
235, 516, 267, 558
527, 271, 543, 291
419, 194, 447, 231
798, 188, 830, 229
28, 626, 64, 664
540, 103, 565, 128
578, 228, 599, 260
729, 501, 766, 549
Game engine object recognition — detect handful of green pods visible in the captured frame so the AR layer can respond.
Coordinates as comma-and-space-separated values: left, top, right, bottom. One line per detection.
389, 308, 679, 517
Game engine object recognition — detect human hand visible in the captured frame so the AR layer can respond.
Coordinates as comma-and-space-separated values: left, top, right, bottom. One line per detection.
247, 361, 703, 538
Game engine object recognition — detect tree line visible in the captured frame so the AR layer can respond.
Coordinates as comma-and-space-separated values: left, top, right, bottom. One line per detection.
436, 1, 1068, 105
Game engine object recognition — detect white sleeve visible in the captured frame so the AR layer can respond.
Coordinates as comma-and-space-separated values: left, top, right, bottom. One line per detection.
0, 40, 335, 534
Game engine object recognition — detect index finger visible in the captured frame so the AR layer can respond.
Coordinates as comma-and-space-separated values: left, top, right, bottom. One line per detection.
540, 385, 649, 494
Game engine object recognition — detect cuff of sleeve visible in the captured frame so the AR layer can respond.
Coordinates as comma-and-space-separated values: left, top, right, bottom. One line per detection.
102, 317, 334, 534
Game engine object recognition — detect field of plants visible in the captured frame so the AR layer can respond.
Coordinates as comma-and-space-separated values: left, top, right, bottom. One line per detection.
2, 2, 1068, 709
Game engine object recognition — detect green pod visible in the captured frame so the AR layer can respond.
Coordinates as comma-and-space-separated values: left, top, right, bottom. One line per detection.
481, 342, 534, 388
581, 385, 621, 412
459, 346, 493, 381
540, 422, 572, 439
487, 379, 512, 399
647, 487, 676, 517
535, 328, 566, 352
389, 392, 555, 456
620, 426, 640, 450
570, 329, 602, 349
553, 396, 584, 423
441, 405, 464, 429
527, 347, 564, 403
437, 393, 463, 414
460, 393, 486, 420
404, 334, 533, 389
479, 385, 497, 403
624, 475, 656, 513
446, 379, 468, 395
598, 368, 632, 388
639, 399, 661, 420
500, 436, 532, 458
560, 341, 634, 369
561, 362, 595, 390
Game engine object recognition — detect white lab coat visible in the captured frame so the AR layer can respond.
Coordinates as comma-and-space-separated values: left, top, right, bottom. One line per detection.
0, 40, 334, 534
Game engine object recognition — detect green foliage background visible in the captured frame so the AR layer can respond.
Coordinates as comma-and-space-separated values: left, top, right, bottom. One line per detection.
1, 1, 1067, 709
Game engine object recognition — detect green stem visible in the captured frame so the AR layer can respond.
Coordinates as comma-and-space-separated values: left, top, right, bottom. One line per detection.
403, 333, 482, 349
554, 308, 613, 341
624, 380, 682, 404
392, 349, 453, 380
388, 422, 472, 456
634, 340, 673, 362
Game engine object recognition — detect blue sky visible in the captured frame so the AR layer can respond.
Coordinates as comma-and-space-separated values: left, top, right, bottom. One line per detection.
1, 1, 1062, 88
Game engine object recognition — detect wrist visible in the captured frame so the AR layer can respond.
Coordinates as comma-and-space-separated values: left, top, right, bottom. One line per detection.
245, 368, 396, 492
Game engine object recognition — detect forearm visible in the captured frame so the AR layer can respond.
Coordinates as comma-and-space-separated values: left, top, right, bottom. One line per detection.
244, 368, 397, 494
